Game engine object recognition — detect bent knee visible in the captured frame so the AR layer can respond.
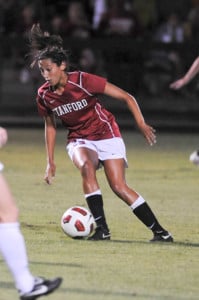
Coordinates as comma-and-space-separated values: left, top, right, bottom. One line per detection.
80, 160, 96, 177
110, 182, 126, 196
0, 205, 19, 223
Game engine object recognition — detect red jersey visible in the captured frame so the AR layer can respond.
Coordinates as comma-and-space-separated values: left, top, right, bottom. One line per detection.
36, 71, 121, 141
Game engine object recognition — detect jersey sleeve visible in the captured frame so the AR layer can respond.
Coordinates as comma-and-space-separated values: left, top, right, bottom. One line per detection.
81, 72, 107, 94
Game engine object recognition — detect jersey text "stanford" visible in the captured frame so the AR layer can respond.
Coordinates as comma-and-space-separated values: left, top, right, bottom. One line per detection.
52, 99, 88, 116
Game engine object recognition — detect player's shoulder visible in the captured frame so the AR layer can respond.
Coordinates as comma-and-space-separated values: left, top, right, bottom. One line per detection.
68, 71, 106, 94
67, 70, 99, 83
37, 82, 50, 96
67, 70, 84, 83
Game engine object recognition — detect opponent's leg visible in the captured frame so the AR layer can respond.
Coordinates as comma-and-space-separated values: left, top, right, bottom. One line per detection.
0, 174, 63, 297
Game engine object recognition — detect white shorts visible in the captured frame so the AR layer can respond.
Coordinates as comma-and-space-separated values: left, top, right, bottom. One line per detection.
66, 137, 128, 168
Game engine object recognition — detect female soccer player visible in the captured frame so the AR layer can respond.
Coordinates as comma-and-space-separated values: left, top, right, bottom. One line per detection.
0, 127, 62, 299
30, 24, 173, 242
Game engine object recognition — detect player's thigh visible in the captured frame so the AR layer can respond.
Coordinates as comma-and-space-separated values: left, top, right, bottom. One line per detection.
103, 158, 126, 188
72, 147, 99, 170
0, 174, 18, 222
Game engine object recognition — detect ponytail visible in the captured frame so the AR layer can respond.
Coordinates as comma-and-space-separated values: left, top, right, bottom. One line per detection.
29, 23, 69, 69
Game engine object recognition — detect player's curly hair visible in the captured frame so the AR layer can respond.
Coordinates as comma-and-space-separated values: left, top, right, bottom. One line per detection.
29, 23, 70, 69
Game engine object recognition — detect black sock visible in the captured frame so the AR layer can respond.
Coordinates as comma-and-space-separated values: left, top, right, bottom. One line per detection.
86, 194, 109, 231
133, 202, 167, 234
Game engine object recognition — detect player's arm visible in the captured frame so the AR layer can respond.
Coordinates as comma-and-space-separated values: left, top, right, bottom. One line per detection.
170, 56, 199, 90
0, 127, 8, 148
44, 114, 57, 184
103, 82, 156, 145
0, 127, 8, 172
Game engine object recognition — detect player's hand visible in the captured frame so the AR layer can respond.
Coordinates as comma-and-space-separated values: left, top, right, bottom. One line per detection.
44, 162, 56, 185
139, 123, 156, 146
0, 127, 8, 148
169, 78, 185, 90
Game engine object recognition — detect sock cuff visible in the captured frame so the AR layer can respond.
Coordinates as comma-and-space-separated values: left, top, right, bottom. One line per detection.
130, 196, 145, 211
0, 222, 19, 229
85, 189, 101, 198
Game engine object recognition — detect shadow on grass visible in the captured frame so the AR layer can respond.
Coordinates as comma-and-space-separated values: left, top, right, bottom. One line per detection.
66, 237, 199, 248
62, 287, 184, 299
30, 261, 83, 268
0, 282, 181, 299
107, 239, 199, 248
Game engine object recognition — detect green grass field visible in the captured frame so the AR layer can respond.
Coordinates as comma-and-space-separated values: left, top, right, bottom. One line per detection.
0, 128, 199, 300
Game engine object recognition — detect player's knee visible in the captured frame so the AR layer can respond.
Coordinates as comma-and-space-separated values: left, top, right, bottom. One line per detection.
12, 205, 19, 221
110, 182, 125, 197
80, 160, 95, 178
0, 205, 19, 223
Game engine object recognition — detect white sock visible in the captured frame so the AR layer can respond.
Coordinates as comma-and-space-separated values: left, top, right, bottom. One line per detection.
84, 189, 102, 198
0, 222, 34, 293
130, 195, 145, 211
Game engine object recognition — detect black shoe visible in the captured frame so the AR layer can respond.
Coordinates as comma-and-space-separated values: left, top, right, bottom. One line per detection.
20, 276, 62, 300
150, 231, 174, 242
88, 226, 111, 241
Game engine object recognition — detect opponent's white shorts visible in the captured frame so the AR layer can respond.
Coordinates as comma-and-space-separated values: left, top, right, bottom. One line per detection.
66, 137, 128, 168
0, 161, 4, 172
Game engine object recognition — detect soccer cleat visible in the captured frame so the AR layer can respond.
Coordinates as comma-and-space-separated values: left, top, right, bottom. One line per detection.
20, 276, 62, 300
87, 226, 111, 241
150, 231, 174, 243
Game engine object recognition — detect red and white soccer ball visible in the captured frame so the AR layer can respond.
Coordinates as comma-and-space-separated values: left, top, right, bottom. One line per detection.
61, 206, 95, 238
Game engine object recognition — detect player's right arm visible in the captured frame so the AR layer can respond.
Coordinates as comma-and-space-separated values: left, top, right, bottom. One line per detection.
170, 56, 199, 90
0, 127, 8, 172
0, 127, 8, 148
44, 114, 56, 185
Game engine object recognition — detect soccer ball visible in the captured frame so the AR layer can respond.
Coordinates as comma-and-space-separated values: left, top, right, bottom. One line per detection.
61, 206, 95, 238
189, 150, 199, 166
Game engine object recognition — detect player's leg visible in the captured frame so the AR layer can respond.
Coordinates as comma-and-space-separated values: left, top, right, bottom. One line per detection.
72, 146, 100, 193
72, 146, 110, 240
0, 173, 35, 293
103, 159, 173, 242
0, 173, 62, 298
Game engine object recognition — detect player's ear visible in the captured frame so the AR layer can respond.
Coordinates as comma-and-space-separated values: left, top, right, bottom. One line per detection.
60, 62, 67, 71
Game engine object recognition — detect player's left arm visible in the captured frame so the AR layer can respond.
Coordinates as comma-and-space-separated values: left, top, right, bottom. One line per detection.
103, 82, 156, 145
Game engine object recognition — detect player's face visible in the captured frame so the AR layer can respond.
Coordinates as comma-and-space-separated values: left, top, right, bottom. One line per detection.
38, 59, 66, 86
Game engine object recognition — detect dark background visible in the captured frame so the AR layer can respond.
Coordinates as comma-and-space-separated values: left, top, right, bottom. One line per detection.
0, 0, 199, 131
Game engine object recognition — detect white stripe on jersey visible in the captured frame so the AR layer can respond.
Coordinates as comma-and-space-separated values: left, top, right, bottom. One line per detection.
38, 89, 49, 107
95, 103, 115, 137
42, 89, 49, 106
67, 72, 93, 96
